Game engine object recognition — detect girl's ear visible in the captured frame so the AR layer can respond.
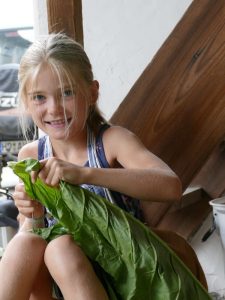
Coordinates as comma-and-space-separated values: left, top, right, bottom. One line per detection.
90, 80, 99, 104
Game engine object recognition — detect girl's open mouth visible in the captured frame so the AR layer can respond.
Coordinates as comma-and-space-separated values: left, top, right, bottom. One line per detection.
45, 118, 72, 127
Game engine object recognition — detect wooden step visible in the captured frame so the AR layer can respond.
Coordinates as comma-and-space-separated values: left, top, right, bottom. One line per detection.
156, 188, 212, 241
170, 186, 203, 212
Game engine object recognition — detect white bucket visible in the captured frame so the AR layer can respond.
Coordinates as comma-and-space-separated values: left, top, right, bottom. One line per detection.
210, 197, 225, 250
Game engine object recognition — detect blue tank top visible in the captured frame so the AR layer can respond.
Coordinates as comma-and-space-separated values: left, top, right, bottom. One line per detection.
38, 124, 143, 220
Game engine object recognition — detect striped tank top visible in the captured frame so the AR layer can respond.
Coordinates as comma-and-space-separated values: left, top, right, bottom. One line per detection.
38, 124, 142, 220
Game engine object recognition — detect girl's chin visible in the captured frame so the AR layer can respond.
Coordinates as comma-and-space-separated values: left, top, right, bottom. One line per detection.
41, 123, 82, 139
43, 127, 67, 138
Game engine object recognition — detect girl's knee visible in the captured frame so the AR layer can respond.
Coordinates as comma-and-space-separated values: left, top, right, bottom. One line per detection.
45, 235, 89, 279
1, 232, 47, 269
45, 234, 79, 257
16, 231, 46, 246
6, 231, 47, 255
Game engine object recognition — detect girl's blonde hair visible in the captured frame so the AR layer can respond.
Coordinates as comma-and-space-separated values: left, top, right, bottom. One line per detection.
18, 32, 106, 139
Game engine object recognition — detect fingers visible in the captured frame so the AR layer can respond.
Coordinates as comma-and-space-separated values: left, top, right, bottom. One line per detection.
27, 157, 65, 187
38, 158, 62, 186
30, 159, 58, 186
30, 159, 47, 183
13, 183, 44, 219
14, 198, 43, 218
15, 199, 36, 218
16, 200, 44, 219
13, 183, 29, 200
14, 182, 25, 192
30, 170, 38, 184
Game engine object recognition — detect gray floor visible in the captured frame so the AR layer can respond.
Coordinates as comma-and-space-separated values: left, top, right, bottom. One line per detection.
191, 214, 225, 298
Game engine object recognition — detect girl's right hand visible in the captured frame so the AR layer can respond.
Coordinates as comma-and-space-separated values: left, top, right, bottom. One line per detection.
13, 182, 45, 219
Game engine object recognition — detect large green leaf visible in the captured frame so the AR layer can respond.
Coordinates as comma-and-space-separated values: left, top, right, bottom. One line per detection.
9, 159, 211, 300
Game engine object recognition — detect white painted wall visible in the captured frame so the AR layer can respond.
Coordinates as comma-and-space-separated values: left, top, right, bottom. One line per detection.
33, 0, 48, 37
33, 0, 193, 120
82, 0, 192, 120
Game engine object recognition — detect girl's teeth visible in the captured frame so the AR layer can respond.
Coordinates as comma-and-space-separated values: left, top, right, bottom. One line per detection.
51, 120, 65, 125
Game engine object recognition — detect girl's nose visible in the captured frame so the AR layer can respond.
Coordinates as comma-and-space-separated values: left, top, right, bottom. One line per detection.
48, 97, 63, 113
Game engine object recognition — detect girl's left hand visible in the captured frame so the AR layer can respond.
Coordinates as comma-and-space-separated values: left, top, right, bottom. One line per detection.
31, 157, 83, 187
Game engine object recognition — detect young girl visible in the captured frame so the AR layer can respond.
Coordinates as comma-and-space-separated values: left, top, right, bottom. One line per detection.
0, 33, 183, 300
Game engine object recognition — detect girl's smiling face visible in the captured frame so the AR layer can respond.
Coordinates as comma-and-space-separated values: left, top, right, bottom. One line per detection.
25, 64, 88, 140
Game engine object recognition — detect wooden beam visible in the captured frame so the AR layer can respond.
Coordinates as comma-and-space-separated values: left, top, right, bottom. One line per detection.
46, 0, 83, 44
110, 0, 225, 192
110, 0, 225, 228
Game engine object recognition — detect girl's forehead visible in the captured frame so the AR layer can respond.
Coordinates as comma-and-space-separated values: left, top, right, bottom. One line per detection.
27, 64, 73, 90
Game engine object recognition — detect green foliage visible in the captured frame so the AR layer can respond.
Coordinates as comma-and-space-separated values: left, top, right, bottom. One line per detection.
10, 158, 212, 300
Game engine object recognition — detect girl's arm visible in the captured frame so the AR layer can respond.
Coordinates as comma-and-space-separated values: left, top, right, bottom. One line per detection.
36, 126, 182, 203
84, 126, 182, 203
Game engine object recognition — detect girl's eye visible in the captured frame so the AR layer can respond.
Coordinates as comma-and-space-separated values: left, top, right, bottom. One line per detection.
63, 89, 74, 98
32, 94, 45, 102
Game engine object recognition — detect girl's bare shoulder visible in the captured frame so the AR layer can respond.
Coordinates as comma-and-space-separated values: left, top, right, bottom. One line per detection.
18, 140, 39, 160
102, 125, 140, 165
103, 125, 135, 139
103, 125, 141, 148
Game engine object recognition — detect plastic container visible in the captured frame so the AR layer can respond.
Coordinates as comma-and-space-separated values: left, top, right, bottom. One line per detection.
210, 198, 225, 250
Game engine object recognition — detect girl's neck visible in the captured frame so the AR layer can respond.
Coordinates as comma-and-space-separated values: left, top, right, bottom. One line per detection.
49, 129, 88, 165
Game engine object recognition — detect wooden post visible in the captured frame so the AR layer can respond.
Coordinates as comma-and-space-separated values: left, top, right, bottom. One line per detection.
46, 0, 83, 45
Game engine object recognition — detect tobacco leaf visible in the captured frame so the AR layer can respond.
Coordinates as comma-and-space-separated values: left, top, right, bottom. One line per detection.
9, 159, 211, 300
